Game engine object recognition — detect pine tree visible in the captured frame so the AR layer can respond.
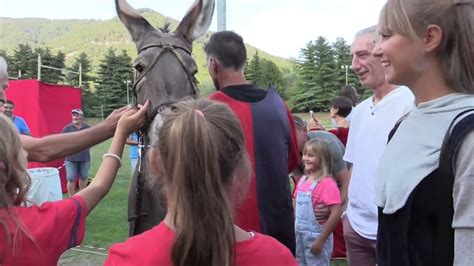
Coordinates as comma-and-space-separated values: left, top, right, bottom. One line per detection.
51, 50, 66, 83
67, 52, 96, 116
95, 49, 133, 116
290, 41, 320, 112
10, 44, 36, 79
332, 37, 364, 98
34, 47, 55, 83
245, 51, 286, 97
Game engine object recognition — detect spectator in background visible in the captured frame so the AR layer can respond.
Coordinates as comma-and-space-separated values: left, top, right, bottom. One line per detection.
0, 99, 5, 113
3, 100, 31, 136
62, 109, 91, 197
340, 85, 359, 107
328, 96, 353, 146
126, 132, 139, 173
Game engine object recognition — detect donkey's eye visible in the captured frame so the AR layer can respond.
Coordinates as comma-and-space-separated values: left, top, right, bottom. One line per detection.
134, 63, 145, 73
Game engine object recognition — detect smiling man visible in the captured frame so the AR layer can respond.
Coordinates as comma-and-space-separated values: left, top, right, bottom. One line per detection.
61, 109, 91, 197
342, 25, 414, 266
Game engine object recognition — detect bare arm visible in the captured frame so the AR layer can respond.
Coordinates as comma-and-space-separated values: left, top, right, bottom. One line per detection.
22, 106, 129, 162
335, 168, 350, 211
77, 102, 148, 214
125, 137, 138, 146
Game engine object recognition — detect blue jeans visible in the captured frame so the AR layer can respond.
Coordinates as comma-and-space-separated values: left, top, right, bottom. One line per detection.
65, 161, 90, 181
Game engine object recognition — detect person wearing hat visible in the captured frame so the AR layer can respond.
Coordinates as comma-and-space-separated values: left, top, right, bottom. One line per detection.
62, 108, 91, 196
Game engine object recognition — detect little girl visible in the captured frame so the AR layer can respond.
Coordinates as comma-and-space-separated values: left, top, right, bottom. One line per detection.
0, 102, 147, 265
295, 138, 342, 265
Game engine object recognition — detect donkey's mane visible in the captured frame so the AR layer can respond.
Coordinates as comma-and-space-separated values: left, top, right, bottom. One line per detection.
159, 23, 171, 33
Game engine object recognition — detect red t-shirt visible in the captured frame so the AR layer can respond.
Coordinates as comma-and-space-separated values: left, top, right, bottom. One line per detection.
0, 195, 86, 265
105, 222, 297, 266
328, 127, 349, 146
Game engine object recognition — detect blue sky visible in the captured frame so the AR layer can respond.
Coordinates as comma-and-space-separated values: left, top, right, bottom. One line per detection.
0, 0, 386, 58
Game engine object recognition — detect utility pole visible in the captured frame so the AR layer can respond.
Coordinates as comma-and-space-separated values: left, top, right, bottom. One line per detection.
124, 80, 131, 105
217, 0, 226, 31
341, 65, 349, 85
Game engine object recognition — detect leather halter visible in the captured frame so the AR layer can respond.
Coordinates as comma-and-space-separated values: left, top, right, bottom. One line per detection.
133, 40, 199, 174
130, 40, 200, 227
131, 42, 198, 107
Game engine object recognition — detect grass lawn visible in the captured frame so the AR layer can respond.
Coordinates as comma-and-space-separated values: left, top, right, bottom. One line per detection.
60, 114, 346, 265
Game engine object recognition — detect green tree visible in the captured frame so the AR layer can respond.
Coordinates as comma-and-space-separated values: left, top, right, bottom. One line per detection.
67, 52, 96, 116
10, 44, 36, 79
34, 47, 57, 83
95, 49, 133, 116
332, 37, 364, 97
51, 50, 66, 83
245, 51, 286, 97
290, 41, 320, 112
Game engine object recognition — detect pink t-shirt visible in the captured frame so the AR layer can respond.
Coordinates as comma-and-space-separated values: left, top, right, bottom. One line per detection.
105, 222, 297, 266
0, 195, 86, 265
294, 176, 341, 211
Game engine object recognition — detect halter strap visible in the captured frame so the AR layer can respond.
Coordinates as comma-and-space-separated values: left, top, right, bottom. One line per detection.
131, 43, 198, 106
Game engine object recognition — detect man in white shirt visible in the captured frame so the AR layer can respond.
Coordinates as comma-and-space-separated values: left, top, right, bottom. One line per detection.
343, 26, 414, 265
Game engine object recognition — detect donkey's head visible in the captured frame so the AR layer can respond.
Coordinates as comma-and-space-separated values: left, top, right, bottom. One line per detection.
116, 0, 215, 118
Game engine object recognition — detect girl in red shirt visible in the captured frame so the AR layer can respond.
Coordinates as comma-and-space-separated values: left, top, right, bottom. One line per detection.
0, 103, 148, 265
105, 99, 296, 266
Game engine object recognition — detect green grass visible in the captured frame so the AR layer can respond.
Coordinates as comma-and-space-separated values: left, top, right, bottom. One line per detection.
294, 112, 332, 129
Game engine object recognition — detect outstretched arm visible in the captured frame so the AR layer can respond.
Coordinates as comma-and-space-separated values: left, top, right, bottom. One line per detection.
22, 106, 129, 162
77, 102, 148, 214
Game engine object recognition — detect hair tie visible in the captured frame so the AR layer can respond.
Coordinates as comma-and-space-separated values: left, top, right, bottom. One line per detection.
0, 161, 6, 172
194, 109, 205, 118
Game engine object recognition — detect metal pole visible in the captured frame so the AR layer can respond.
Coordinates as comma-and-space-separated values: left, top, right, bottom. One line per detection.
217, 0, 226, 31
18, 69, 21, 78
37, 54, 41, 81
79, 63, 82, 87
101, 105, 104, 121
345, 66, 348, 85
125, 80, 130, 105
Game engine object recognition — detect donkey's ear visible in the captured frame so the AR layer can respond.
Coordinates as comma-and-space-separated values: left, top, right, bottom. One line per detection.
175, 0, 215, 42
115, 0, 160, 44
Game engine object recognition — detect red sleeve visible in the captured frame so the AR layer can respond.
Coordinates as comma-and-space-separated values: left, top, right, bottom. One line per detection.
49, 195, 87, 255
321, 178, 342, 206
286, 106, 300, 172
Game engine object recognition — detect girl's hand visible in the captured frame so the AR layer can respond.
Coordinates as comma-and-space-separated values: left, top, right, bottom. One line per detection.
311, 238, 325, 255
116, 101, 149, 136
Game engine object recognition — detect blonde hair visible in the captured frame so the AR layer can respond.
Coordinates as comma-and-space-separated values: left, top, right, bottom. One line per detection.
378, 0, 474, 93
0, 114, 32, 259
303, 138, 334, 178
150, 99, 249, 266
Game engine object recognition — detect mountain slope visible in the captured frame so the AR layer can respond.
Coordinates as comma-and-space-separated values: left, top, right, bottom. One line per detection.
0, 9, 293, 88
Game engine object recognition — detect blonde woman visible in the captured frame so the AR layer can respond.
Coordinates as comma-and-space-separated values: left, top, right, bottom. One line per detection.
373, 0, 474, 265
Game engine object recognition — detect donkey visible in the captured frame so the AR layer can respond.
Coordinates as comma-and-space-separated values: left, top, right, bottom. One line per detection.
115, 0, 215, 236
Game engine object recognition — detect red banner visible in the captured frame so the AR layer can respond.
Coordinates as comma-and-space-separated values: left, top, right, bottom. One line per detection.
6, 80, 82, 192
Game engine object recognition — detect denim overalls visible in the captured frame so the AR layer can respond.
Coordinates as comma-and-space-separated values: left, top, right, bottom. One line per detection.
295, 177, 333, 265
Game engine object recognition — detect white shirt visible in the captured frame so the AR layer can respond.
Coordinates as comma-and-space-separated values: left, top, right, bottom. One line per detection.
343, 86, 414, 240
